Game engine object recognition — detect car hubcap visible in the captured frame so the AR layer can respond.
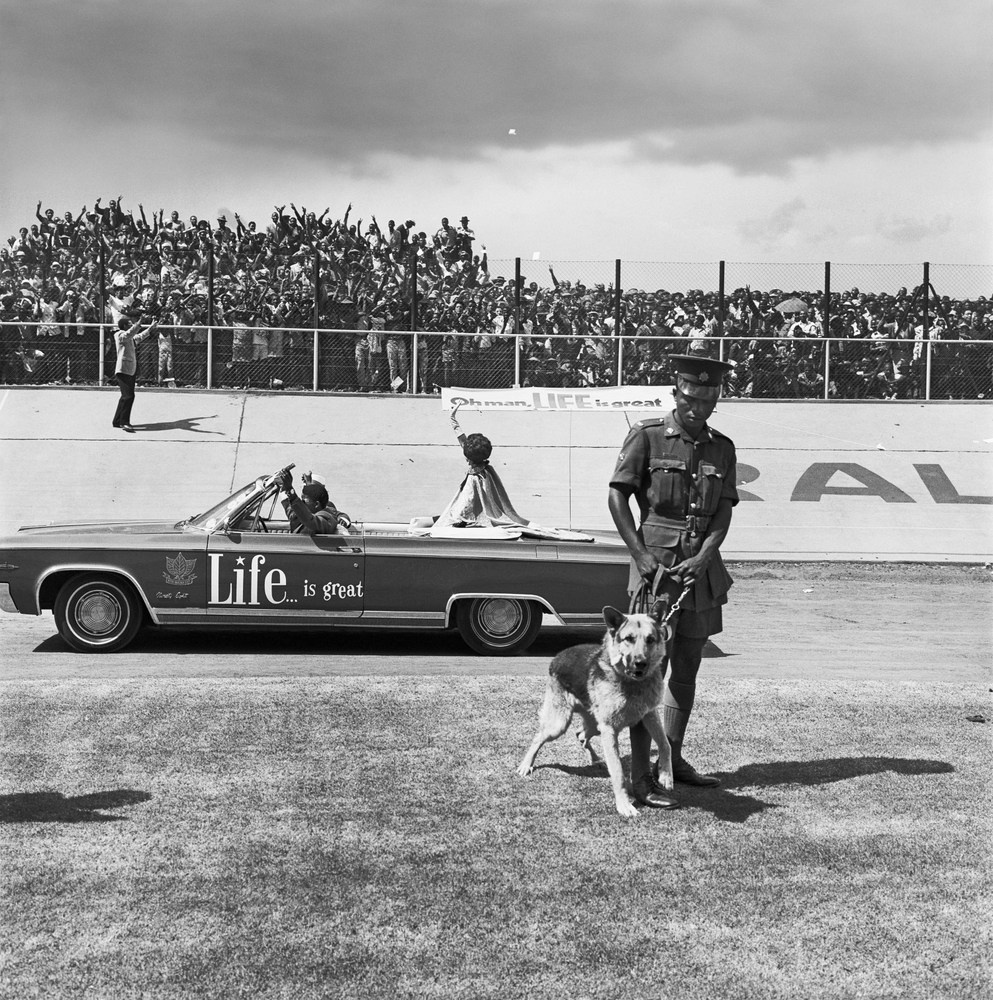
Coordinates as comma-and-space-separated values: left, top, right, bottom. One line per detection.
76, 590, 123, 637
479, 599, 523, 637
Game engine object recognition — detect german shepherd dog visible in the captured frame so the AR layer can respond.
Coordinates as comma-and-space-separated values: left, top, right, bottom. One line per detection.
517, 605, 673, 817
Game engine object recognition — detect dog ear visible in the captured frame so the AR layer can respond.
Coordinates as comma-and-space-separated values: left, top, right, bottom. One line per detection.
602, 606, 625, 631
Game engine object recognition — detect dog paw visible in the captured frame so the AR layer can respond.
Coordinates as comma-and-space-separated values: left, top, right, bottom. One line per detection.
656, 772, 675, 791
615, 797, 640, 818
516, 762, 534, 777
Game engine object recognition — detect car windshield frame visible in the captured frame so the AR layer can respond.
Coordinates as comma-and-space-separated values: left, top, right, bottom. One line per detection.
183, 476, 277, 533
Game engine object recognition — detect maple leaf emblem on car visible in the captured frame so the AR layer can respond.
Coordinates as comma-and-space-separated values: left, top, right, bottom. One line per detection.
163, 553, 198, 586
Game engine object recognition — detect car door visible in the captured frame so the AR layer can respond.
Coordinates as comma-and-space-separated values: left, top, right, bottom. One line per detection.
205, 529, 365, 622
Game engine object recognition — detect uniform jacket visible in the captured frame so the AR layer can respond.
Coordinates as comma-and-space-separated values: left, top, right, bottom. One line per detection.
610, 410, 739, 608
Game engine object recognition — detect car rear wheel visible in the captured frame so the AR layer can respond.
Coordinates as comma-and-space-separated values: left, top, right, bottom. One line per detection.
455, 597, 542, 655
54, 574, 143, 653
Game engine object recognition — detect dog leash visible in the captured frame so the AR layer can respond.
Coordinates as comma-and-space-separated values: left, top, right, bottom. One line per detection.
630, 566, 693, 627
651, 565, 693, 630
659, 579, 693, 630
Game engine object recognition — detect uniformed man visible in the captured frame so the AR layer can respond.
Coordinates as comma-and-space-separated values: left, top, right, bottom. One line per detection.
608, 354, 738, 806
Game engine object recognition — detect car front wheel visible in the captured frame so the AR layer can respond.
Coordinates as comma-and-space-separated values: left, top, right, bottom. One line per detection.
54, 574, 143, 653
455, 597, 542, 655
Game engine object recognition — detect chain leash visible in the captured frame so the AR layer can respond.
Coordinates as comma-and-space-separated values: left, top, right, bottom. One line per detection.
660, 581, 693, 629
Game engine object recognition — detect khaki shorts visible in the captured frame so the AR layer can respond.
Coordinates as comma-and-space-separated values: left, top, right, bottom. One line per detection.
671, 604, 723, 638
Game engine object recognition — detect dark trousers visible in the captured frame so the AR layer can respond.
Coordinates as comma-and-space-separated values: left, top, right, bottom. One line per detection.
113, 372, 136, 426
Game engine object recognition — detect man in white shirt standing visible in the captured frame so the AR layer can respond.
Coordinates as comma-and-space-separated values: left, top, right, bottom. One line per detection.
113, 313, 160, 432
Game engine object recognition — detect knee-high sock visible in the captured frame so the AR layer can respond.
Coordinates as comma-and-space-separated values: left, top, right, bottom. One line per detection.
663, 636, 706, 749
662, 681, 695, 746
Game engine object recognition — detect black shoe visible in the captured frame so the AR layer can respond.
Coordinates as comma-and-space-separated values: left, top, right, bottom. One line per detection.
632, 779, 680, 809
122, 424, 136, 433
649, 775, 676, 796
672, 760, 721, 787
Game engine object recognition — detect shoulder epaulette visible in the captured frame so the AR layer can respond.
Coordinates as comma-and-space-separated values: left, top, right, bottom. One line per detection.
708, 425, 733, 442
632, 416, 668, 430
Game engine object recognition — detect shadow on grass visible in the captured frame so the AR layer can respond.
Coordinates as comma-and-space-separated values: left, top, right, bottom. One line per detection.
0, 789, 151, 824
718, 756, 955, 789
538, 755, 954, 824
687, 755, 954, 823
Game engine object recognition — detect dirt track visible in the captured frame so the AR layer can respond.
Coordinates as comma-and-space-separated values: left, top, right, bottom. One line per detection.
728, 561, 989, 584
2, 563, 989, 686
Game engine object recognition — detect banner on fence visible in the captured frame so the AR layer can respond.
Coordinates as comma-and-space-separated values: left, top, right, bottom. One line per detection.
442, 385, 677, 412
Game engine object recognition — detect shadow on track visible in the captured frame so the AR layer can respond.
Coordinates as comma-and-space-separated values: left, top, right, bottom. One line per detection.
33, 628, 727, 660
128, 415, 222, 434
33, 625, 615, 658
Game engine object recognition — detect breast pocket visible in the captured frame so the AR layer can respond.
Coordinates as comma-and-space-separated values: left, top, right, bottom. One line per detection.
697, 463, 725, 513
648, 459, 687, 513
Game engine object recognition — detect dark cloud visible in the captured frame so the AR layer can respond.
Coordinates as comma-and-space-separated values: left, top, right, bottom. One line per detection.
4, 0, 990, 175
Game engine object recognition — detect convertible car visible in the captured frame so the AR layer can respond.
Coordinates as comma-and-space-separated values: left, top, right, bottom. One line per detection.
0, 465, 631, 655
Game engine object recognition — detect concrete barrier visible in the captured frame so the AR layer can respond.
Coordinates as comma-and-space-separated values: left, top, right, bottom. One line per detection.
1, 387, 990, 561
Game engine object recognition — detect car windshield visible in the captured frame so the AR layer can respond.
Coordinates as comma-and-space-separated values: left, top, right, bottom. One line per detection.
183, 477, 275, 533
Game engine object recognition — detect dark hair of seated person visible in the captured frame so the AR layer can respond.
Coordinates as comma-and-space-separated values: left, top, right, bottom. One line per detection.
463, 433, 492, 466
302, 482, 329, 507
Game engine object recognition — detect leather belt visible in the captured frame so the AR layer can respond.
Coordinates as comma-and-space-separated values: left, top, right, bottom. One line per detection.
644, 512, 712, 537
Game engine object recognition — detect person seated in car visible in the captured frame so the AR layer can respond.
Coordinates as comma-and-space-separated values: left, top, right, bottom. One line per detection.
273, 469, 341, 535
301, 469, 352, 531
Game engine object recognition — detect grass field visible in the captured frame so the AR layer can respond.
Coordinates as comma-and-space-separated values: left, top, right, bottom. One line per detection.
1, 675, 990, 1000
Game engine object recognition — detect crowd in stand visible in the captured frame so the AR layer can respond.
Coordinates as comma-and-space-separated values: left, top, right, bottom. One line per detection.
1, 198, 990, 398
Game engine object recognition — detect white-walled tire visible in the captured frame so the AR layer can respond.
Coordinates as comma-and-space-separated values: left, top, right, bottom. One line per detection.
455, 597, 542, 655
54, 574, 143, 653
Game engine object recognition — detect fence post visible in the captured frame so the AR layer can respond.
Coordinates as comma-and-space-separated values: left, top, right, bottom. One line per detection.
409, 252, 418, 331
313, 250, 321, 391
206, 249, 214, 389
312, 250, 321, 331
923, 262, 930, 400
409, 252, 418, 394
717, 260, 725, 340
614, 259, 622, 333
514, 257, 522, 387
823, 261, 831, 399
822, 262, 831, 338
312, 324, 319, 391
97, 236, 107, 385
615, 259, 623, 386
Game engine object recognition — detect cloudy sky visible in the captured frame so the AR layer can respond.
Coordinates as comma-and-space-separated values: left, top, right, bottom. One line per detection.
2, 0, 991, 273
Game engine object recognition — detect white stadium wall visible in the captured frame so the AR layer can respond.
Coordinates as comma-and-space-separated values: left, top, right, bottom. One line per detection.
0, 388, 990, 562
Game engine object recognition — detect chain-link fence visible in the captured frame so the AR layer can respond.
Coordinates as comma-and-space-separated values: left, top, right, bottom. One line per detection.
2, 247, 990, 398
3, 323, 988, 400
